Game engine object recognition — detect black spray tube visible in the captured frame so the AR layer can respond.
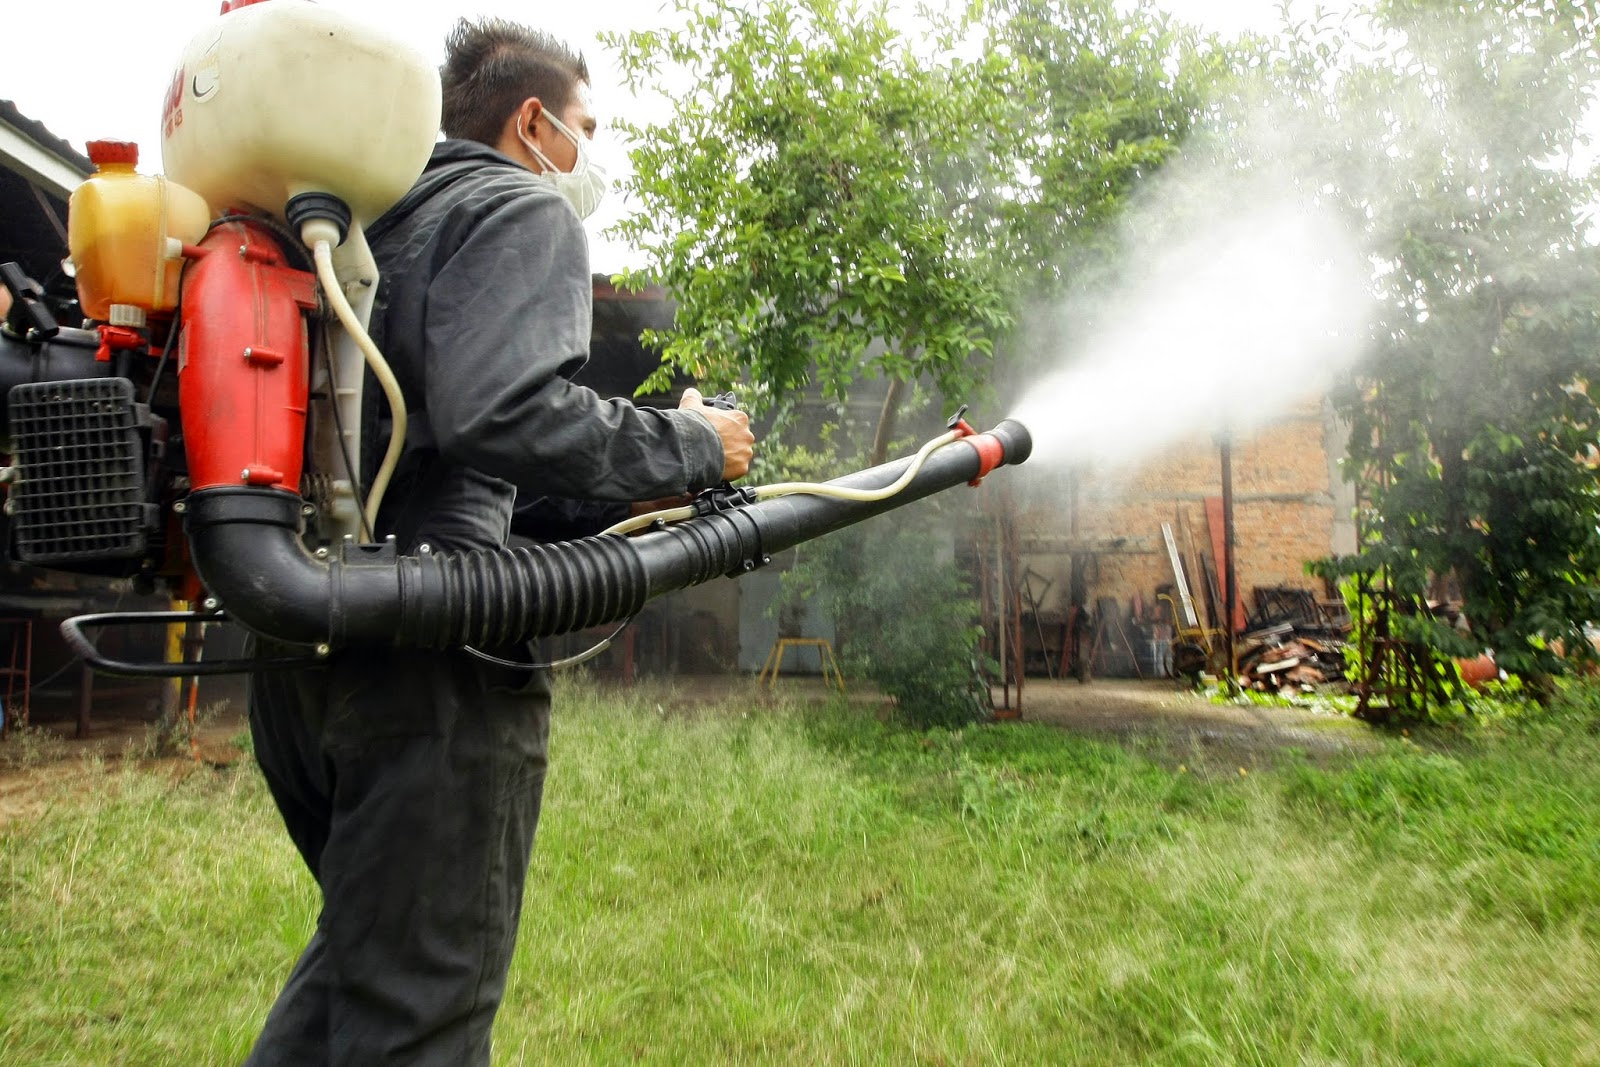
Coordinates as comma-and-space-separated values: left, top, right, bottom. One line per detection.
172, 419, 1032, 653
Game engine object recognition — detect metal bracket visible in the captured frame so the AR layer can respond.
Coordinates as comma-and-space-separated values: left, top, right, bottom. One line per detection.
946, 403, 977, 437
339, 534, 398, 564
725, 553, 773, 579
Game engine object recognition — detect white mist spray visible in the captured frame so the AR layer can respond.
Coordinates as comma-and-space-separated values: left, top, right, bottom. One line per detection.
1011, 176, 1373, 469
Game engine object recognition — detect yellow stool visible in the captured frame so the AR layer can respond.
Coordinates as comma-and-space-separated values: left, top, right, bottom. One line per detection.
758, 637, 845, 691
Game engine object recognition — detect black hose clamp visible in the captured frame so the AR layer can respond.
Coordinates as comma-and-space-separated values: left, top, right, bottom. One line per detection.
692, 484, 759, 517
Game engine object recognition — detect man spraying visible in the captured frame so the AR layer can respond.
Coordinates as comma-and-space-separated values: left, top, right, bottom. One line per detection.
245, 19, 754, 1065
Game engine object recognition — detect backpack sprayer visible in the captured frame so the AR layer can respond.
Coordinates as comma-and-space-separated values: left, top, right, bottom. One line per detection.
0, 0, 1031, 677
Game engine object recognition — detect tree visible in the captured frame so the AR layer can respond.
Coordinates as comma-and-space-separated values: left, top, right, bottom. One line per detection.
607, 0, 1015, 458
985, 0, 1221, 297
1292, 0, 1600, 700
607, 0, 1017, 724
607, 0, 1212, 450
606, 0, 1216, 722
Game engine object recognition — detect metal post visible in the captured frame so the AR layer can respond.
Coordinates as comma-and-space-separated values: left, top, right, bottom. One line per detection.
1007, 501, 1023, 716
1220, 434, 1238, 684
996, 515, 1009, 711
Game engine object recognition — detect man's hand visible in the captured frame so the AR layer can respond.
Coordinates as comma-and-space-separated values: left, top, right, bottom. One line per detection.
680, 387, 755, 481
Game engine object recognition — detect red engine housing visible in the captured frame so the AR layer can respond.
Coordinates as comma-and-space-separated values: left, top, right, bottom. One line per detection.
178, 220, 315, 493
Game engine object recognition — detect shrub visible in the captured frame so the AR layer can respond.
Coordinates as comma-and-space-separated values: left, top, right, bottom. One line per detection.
786, 505, 993, 729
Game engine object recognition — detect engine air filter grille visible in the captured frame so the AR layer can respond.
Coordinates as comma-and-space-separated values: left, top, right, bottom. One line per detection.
8, 378, 158, 564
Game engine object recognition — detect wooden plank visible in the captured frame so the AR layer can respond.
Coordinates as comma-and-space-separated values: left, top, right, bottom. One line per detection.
1204, 496, 1247, 634
1162, 522, 1199, 629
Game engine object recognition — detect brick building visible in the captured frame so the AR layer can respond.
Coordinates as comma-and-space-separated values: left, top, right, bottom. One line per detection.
1008, 396, 1356, 675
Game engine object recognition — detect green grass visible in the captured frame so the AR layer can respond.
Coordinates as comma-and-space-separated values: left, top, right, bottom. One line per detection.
4, 682, 1600, 1065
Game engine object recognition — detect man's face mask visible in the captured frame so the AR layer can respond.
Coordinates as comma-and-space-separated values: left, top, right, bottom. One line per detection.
519, 107, 608, 220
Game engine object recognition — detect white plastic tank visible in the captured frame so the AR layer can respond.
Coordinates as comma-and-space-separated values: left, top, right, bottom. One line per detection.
160, 0, 441, 227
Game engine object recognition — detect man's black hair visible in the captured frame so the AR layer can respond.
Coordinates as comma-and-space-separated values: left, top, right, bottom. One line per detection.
441, 18, 590, 146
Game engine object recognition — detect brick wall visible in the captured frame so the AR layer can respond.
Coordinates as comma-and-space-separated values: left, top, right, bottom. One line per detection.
1013, 399, 1348, 626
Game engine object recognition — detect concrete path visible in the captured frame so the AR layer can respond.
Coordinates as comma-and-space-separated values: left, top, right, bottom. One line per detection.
1007, 678, 1379, 765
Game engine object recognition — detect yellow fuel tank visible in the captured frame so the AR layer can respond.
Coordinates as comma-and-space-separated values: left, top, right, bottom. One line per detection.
67, 140, 211, 322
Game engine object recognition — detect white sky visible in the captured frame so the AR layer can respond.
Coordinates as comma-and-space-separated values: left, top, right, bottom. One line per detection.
6, 0, 1337, 271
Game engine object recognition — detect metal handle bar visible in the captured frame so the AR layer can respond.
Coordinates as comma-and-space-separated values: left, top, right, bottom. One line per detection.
59, 610, 324, 678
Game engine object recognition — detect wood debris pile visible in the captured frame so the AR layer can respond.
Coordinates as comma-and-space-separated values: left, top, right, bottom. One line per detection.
1239, 623, 1349, 693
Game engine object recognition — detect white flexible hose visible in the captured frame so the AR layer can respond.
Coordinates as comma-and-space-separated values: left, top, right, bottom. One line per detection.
602, 503, 698, 537
312, 239, 406, 534
601, 428, 965, 537
752, 429, 962, 503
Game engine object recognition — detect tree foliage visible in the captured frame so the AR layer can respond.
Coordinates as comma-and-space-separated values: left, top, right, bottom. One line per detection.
606, 0, 1211, 425
606, 0, 1016, 420
1294, 0, 1600, 684
986, 0, 1220, 296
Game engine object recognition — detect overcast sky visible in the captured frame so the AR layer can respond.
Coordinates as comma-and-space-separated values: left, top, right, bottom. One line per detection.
6, 0, 1329, 270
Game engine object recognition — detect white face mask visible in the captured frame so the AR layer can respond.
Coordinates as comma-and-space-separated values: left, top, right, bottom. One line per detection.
519, 107, 608, 220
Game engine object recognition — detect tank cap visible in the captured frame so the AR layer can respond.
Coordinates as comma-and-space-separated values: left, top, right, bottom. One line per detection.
286, 192, 353, 248
87, 141, 139, 168
108, 304, 149, 328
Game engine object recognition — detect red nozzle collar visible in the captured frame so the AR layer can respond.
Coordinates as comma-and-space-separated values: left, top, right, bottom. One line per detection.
964, 433, 1005, 487
944, 404, 996, 483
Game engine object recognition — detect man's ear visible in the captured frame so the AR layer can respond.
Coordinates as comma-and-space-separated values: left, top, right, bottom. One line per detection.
496, 97, 543, 162
500, 97, 540, 142
520, 97, 544, 136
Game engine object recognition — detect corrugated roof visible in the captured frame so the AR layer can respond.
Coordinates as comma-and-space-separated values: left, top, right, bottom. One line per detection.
0, 99, 92, 176
0, 100, 84, 292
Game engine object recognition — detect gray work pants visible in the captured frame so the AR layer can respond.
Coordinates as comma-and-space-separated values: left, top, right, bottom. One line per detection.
243, 646, 550, 1067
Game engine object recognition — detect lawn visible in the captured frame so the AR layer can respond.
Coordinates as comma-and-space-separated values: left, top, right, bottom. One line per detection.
3, 681, 1599, 1065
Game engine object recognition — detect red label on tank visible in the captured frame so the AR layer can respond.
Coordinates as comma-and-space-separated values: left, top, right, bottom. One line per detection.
161, 68, 185, 140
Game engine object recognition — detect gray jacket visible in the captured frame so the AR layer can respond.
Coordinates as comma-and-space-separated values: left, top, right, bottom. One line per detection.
365, 139, 724, 552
